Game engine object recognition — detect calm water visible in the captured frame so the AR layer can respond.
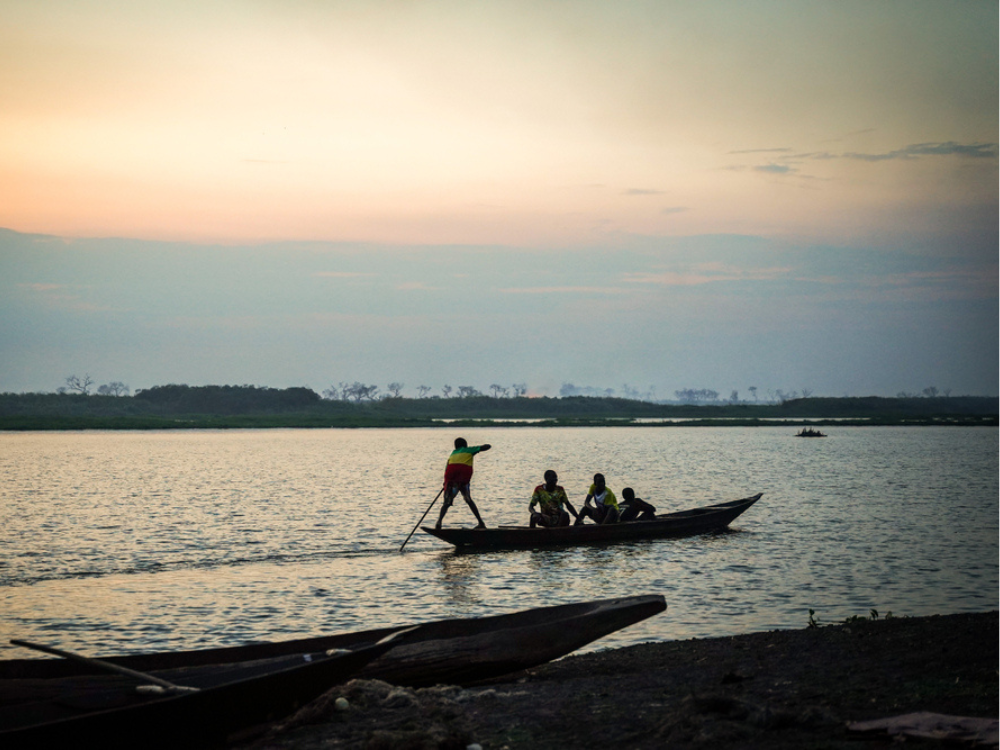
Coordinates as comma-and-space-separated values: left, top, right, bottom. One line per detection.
1, 427, 996, 660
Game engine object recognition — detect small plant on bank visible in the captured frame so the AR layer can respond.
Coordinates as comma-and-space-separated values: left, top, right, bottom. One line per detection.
808, 608, 894, 628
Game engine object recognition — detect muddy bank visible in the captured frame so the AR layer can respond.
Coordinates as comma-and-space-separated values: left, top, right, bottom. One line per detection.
240, 610, 997, 749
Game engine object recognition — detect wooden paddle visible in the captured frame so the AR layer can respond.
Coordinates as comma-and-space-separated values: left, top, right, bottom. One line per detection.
10, 639, 199, 693
400, 486, 445, 552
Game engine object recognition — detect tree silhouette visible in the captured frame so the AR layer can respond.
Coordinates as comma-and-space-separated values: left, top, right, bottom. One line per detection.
97, 381, 130, 396
65, 374, 94, 395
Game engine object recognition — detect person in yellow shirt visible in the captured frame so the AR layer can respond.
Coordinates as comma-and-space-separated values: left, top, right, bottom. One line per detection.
576, 473, 619, 524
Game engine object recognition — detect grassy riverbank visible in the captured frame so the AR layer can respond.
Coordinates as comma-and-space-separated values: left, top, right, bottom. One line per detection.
1, 392, 996, 430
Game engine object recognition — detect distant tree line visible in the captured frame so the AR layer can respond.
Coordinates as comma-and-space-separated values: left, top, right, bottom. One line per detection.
45, 375, 965, 407
322, 382, 529, 401
59, 374, 131, 397
134, 384, 320, 413
1, 386, 995, 427
897, 387, 952, 398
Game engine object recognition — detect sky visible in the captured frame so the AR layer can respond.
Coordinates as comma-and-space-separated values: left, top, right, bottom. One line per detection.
1, 0, 997, 399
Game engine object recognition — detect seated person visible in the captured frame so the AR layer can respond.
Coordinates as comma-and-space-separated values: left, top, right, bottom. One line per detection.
618, 487, 657, 522
576, 473, 619, 525
529, 470, 579, 527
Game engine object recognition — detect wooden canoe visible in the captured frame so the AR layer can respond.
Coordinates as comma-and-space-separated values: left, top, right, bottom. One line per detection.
0, 595, 665, 745
0, 640, 394, 749
423, 493, 762, 551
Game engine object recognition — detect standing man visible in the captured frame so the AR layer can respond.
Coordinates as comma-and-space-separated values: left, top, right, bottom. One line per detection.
436, 437, 491, 529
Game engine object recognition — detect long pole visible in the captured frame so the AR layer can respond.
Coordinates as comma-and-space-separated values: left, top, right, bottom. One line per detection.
10, 639, 198, 692
400, 486, 445, 552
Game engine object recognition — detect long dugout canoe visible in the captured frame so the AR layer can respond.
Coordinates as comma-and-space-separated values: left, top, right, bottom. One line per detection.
1, 594, 667, 746
422, 493, 763, 551
0, 594, 666, 687
0, 640, 393, 749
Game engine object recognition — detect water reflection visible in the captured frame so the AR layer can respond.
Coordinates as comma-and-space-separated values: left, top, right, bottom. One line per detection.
436, 553, 486, 605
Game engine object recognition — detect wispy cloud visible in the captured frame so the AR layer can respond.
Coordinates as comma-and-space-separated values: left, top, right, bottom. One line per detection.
499, 286, 626, 294
622, 264, 793, 286
842, 141, 998, 162
622, 188, 665, 196
724, 139, 998, 181
753, 163, 794, 174
661, 206, 688, 215
729, 147, 793, 155
734, 141, 998, 172
18, 283, 117, 312
313, 271, 376, 278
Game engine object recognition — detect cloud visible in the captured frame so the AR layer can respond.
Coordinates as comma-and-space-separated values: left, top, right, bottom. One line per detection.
729, 141, 997, 180
18, 282, 118, 312
499, 286, 625, 294
728, 148, 793, 154
661, 206, 688, 215
622, 188, 665, 196
842, 141, 998, 162
313, 271, 376, 278
622, 263, 793, 287
753, 163, 794, 174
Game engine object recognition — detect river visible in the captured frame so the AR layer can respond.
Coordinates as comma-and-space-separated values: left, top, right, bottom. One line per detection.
1, 426, 996, 659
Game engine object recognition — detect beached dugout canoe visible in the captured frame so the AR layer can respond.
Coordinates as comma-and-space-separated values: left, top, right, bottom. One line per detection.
422, 494, 762, 550
0, 595, 666, 746
0, 640, 393, 749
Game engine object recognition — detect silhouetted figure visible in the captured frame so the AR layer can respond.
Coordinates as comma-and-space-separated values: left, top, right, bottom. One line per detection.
436, 437, 490, 529
618, 487, 657, 522
576, 473, 619, 525
529, 469, 579, 527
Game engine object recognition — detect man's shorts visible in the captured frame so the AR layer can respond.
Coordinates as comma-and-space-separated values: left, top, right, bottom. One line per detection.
443, 482, 470, 503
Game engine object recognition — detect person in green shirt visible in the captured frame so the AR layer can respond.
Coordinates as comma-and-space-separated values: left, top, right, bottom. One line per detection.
436, 437, 491, 529
529, 470, 580, 527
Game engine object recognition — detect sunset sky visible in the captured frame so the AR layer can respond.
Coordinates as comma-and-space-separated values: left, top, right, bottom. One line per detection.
1, 1, 996, 398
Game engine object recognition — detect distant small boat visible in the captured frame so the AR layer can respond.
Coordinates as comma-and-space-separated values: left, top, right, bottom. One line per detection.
796, 428, 827, 437
423, 494, 762, 551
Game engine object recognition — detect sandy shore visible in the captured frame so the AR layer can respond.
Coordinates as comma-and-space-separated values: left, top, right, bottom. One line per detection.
239, 610, 998, 749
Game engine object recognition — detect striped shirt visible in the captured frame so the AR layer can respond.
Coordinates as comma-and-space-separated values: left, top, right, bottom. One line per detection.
443, 445, 485, 485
